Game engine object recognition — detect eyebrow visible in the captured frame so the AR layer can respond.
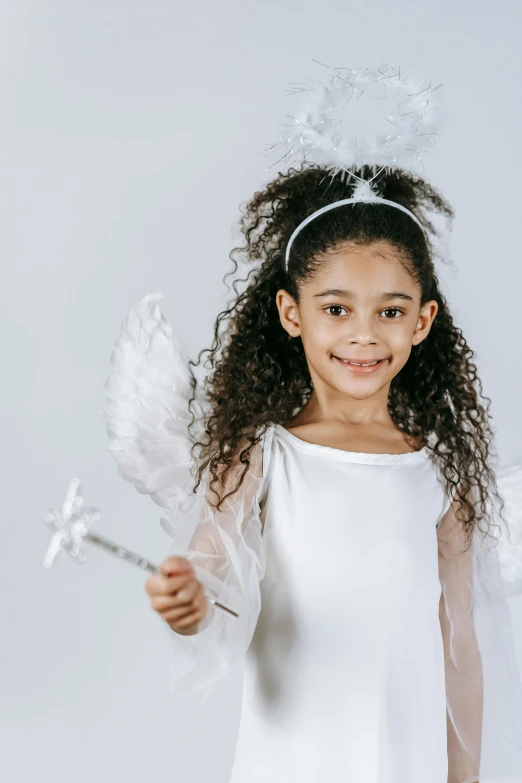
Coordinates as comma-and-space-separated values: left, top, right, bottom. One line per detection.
313, 288, 415, 303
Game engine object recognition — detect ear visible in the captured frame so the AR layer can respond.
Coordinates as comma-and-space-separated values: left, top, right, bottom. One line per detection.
412, 300, 439, 346
276, 289, 301, 338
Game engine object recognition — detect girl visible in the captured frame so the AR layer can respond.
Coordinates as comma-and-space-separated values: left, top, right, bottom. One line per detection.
104, 166, 522, 783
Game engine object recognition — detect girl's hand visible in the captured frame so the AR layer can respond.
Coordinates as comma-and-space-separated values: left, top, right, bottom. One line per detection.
145, 556, 208, 635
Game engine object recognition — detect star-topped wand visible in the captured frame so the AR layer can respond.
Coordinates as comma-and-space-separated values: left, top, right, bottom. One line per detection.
42, 477, 239, 619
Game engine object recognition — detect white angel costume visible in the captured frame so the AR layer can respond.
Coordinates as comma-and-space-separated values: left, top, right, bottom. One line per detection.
103, 293, 522, 783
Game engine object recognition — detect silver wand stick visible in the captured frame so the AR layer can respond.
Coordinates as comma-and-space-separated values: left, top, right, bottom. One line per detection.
43, 477, 239, 619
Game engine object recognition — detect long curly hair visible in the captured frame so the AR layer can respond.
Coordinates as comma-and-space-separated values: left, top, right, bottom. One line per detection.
189, 163, 503, 545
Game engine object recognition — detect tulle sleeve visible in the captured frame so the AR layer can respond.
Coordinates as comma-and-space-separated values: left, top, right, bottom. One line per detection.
159, 427, 273, 704
437, 462, 522, 783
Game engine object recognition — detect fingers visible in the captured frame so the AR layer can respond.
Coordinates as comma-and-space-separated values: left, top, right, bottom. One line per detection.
144, 555, 208, 631
144, 556, 195, 597
145, 571, 194, 597
161, 588, 207, 624
166, 609, 206, 629
150, 577, 201, 610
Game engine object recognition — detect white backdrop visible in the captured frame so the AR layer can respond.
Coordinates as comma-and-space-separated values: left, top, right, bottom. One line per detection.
3, 1, 522, 781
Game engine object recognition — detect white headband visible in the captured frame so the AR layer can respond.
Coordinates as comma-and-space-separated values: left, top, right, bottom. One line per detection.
284, 191, 425, 270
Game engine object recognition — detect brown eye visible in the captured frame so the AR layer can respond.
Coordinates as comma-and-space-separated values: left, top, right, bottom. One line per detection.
325, 305, 347, 317
382, 308, 404, 319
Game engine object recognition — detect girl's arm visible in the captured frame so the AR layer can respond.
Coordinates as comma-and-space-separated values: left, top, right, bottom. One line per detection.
437, 501, 483, 783
159, 437, 269, 703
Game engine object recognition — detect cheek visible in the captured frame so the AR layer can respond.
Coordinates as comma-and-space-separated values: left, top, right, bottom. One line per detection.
301, 319, 333, 354
387, 325, 415, 353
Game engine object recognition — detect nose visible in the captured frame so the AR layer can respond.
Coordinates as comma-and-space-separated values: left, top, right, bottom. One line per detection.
343, 313, 380, 344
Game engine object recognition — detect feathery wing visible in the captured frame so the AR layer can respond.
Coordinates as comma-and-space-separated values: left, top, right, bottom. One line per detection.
495, 462, 522, 596
101, 291, 203, 516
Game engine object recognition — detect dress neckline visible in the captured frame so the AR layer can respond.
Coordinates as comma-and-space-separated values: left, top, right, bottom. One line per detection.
273, 424, 430, 465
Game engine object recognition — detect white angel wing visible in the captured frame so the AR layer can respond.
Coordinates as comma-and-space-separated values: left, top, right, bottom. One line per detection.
101, 291, 203, 515
493, 461, 522, 596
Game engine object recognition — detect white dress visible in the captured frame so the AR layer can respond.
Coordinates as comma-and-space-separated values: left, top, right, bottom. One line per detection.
103, 292, 522, 783
229, 424, 449, 783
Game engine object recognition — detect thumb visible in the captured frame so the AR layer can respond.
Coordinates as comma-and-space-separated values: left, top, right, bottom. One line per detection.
160, 555, 195, 577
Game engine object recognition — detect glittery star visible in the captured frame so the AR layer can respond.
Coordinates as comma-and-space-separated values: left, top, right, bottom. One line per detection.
43, 478, 100, 568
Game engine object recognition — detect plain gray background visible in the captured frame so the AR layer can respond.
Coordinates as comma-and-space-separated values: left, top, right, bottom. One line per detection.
3, 1, 522, 781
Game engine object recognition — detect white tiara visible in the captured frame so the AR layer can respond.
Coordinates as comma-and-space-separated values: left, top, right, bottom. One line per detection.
263, 60, 442, 270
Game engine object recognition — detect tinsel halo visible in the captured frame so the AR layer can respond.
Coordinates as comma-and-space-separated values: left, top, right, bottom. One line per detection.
264, 60, 443, 177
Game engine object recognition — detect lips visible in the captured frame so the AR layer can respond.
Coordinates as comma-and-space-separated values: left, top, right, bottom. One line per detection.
332, 355, 389, 374
334, 357, 387, 366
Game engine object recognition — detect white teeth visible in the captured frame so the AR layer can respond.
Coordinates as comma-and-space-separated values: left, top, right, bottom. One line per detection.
345, 360, 379, 366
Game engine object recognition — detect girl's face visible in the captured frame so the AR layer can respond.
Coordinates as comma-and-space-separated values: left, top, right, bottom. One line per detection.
276, 240, 438, 401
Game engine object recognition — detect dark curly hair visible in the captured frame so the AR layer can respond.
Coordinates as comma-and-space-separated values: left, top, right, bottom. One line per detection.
188, 162, 503, 546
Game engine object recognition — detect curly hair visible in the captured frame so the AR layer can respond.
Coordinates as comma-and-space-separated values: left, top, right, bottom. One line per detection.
188, 162, 503, 546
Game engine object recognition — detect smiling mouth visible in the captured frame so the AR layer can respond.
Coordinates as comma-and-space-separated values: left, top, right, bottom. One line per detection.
333, 356, 388, 366
332, 356, 389, 373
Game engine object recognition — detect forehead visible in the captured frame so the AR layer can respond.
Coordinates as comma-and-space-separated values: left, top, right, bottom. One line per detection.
308, 240, 416, 294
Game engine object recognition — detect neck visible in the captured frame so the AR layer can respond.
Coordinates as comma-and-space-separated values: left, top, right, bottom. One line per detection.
292, 383, 394, 429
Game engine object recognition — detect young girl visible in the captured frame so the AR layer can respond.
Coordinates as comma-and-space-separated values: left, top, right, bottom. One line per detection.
102, 86, 522, 783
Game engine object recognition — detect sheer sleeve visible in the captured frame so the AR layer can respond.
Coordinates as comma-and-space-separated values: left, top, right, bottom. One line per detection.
437, 501, 483, 782
159, 427, 274, 704
437, 471, 522, 783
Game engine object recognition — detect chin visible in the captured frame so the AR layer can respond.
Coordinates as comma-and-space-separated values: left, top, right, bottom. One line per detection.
338, 384, 380, 400
330, 366, 390, 394
326, 375, 380, 398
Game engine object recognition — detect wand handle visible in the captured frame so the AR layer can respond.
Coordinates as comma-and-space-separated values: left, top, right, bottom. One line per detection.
85, 531, 239, 618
